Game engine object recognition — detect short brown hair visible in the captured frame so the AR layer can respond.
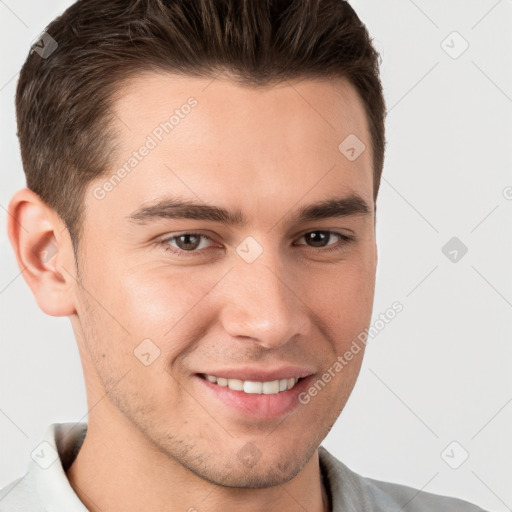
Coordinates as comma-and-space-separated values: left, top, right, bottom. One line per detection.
16, 0, 386, 251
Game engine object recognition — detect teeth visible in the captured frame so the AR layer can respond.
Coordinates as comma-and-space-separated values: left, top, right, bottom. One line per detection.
203, 374, 299, 394
244, 381, 262, 394
227, 379, 244, 391
262, 380, 280, 394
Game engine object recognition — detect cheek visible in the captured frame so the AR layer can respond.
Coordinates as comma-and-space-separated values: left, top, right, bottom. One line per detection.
304, 257, 376, 335
99, 263, 226, 356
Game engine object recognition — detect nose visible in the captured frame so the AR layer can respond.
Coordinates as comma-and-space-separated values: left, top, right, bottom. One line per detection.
218, 252, 312, 349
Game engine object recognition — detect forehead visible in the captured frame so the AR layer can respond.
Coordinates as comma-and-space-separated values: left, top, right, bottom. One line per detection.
87, 72, 374, 226
113, 72, 371, 151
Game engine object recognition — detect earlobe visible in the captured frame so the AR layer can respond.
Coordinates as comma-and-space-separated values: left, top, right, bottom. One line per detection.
7, 188, 77, 317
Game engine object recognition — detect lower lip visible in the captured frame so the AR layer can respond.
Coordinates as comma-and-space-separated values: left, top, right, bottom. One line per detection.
195, 375, 312, 419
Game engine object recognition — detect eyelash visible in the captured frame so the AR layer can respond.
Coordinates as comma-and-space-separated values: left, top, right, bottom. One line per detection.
157, 230, 355, 257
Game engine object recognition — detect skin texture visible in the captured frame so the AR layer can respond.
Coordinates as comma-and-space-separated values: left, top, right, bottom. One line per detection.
8, 73, 378, 512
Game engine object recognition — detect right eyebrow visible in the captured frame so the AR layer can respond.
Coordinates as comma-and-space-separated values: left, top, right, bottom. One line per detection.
127, 197, 247, 226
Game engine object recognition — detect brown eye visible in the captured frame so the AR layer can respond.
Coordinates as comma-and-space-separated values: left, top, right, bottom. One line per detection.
303, 231, 332, 247
161, 232, 215, 255
295, 231, 354, 253
174, 234, 203, 251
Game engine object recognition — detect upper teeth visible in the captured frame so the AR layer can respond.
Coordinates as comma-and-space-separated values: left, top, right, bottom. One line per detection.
203, 375, 299, 394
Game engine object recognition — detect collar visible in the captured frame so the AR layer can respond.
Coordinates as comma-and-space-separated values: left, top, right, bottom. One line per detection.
28, 422, 88, 511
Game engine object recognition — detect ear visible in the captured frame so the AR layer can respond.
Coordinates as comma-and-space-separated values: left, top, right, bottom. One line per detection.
7, 187, 77, 317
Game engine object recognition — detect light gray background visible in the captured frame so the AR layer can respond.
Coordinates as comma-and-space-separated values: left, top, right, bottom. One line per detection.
1, 1, 511, 510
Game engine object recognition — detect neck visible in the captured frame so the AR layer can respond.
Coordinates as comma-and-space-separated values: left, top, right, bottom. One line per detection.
66, 412, 330, 512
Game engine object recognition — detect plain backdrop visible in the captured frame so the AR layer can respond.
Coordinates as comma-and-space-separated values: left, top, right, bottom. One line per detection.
1, 1, 511, 511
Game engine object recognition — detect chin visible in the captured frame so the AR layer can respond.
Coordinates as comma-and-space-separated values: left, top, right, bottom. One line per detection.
187, 458, 303, 489
173, 439, 319, 489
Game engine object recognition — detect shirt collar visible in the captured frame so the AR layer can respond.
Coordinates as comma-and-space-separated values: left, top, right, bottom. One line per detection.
29, 422, 88, 511
318, 445, 367, 512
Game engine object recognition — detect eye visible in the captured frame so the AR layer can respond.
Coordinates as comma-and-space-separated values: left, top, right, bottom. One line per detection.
295, 231, 354, 252
159, 232, 217, 256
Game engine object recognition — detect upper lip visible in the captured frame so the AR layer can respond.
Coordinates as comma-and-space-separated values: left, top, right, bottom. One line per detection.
197, 366, 315, 382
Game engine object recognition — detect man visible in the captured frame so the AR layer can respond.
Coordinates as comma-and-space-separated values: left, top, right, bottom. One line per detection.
1, 0, 489, 511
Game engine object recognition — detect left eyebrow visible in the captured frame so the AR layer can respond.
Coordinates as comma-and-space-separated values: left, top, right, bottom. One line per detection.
294, 195, 371, 223
126, 194, 371, 226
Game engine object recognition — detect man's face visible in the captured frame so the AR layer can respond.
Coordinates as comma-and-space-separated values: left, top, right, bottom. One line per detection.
71, 73, 377, 487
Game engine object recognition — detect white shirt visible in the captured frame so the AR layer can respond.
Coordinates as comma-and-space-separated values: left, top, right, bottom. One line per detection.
0, 422, 488, 511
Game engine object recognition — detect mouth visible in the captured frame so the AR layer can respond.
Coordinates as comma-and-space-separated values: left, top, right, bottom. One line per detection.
194, 369, 314, 419
198, 373, 301, 395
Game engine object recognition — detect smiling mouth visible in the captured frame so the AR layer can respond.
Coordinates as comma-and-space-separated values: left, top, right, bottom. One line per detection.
198, 373, 301, 394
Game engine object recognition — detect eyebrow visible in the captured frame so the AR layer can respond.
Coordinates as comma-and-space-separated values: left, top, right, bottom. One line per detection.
127, 194, 371, 226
